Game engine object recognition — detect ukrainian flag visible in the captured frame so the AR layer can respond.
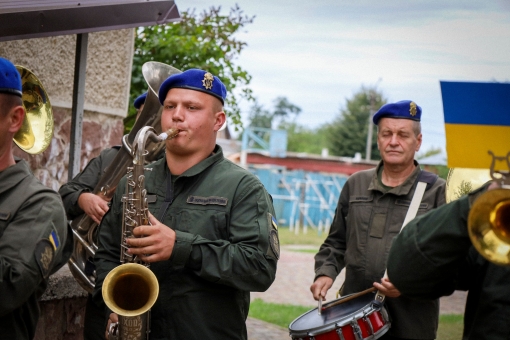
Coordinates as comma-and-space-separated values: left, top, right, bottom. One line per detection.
441, 81, 510, 169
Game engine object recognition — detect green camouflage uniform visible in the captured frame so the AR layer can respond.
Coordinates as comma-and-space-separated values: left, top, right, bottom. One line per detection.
94, 145, 279, 340
0, 158, 71, 339
314, 161, 446, 339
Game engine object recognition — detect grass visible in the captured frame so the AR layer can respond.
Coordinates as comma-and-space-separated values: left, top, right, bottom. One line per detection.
249, 299, 464, 339
278, 226, 328, 247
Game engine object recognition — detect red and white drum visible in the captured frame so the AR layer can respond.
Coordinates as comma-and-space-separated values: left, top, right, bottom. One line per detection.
289, 292, 390, 340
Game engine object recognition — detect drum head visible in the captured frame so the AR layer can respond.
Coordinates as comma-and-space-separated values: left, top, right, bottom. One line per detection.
289, 292, 376, 334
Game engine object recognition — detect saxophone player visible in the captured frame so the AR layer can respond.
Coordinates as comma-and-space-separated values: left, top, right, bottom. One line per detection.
94, 69, 279, 339
58, 92, 147, 340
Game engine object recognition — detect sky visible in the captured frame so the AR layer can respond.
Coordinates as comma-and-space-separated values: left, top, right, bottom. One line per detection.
176, 0, 510, 157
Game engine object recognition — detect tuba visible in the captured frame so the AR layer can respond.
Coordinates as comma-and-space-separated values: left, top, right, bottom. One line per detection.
68, 62, 182, 293
13, 65, 53, 155
102, 126, 177, 340
445, 152, 510, 266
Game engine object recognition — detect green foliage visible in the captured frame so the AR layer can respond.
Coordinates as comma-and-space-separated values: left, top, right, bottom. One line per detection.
454, 180, 474, 200
278, 227, 328, 246
417, 147, 442, 160
280, 122, 329, 155
128, 5, 254, 132
248, 96, 301, 129
325, 86, 387, 159
249, 299, 310, 329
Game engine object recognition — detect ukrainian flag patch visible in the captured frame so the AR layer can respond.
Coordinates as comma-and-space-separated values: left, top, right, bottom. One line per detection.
49, 230, 59, 250
271, 215, 278, 230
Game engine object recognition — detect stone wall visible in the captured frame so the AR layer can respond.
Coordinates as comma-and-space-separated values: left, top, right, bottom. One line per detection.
1, 29, 135, 339
0, 29, 135, 189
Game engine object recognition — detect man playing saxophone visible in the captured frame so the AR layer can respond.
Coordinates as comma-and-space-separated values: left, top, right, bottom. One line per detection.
94, 69, 279, 339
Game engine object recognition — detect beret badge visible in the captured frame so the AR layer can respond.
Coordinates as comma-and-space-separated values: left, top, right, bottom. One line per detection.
409, 101, 417, 117
202, 72, 214, 90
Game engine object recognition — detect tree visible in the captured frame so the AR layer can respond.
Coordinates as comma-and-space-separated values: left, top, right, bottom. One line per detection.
281, 122, 329, 154
127, 5, 254, 131
248, 96, 301, 129
325, 87, 387, 159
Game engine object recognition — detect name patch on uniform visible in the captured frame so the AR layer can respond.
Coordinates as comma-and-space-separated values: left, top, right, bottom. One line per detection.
0, 212, 9, 220
187, 195, 228, 206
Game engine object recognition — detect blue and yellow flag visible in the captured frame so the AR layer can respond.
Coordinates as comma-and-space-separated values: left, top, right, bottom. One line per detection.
441, 81, 510, 169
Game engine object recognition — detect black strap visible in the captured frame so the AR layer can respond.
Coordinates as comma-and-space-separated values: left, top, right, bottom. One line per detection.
417, 170, 439, 191
158, 173, 174, 221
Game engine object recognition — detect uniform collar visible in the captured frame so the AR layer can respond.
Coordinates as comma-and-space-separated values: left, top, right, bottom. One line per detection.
368, 160, 422, 196
0, 158, 32, 194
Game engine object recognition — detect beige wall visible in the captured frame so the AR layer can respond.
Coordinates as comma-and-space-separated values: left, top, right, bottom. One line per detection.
0, 29, 135, 190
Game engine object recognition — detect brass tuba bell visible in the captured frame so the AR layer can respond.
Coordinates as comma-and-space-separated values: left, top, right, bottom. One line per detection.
13, 66, 54, 155
446, 158, 510, 266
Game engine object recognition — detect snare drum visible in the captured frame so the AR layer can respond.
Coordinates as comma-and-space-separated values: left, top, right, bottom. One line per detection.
289, 292, 390, 340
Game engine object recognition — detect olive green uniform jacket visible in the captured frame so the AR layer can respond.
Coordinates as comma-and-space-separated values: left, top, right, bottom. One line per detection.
94, 145, 279, 340
388, 186, 510, 340
59, 146, 120, 220
314, 161, 445, 339
0, 159, 71, 339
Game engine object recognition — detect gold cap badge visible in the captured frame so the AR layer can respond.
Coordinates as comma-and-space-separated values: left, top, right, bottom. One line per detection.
409, 101, 417, 117
202, 72, 214, 90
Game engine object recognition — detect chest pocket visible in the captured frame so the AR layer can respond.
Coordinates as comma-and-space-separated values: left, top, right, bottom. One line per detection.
174, 206, 228, 241
0, 212, 10, 238
346, 196, 374, 242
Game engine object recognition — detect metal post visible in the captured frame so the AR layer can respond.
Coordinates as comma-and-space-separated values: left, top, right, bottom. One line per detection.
68, 33, 88, 180
365, 91, 375, 161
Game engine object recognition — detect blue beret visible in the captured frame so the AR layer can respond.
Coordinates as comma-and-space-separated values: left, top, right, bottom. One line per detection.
373, 100, 422, 125
134, 92, 147, 109
0, 57, 22, 97
158, 69, 226, 105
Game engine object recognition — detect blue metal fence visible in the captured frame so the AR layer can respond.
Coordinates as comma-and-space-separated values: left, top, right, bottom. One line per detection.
249, 166, 348, 234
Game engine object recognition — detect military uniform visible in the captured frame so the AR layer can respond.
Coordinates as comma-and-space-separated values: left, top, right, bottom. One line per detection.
94, 145, 279, 340
59, 146, 120, 220
314, 161, 445, 339
0, 158, 70, 340
388, 186, 510, 340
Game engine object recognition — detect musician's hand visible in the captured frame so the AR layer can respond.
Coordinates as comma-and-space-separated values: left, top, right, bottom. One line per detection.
310, 276, 334, 301
105, 313, 118, 340
373, 277, 401, 298
78, 192, 110, 224
127, 212, 176, 262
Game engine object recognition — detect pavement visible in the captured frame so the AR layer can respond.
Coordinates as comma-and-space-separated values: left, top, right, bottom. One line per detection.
246, 245, 467, 339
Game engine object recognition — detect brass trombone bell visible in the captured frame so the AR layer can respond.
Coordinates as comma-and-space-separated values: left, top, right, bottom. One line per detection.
102, 263, 159, 317
468, 189, 510, 266
13, 66, 54, 155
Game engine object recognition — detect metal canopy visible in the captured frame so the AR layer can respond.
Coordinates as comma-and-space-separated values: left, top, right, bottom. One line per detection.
0, 0, 180, 42
0, 0, 180, 179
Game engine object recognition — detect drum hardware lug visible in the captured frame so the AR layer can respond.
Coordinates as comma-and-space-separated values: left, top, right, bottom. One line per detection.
363, 315, 374, 335
381, 307, 390, 324
335, 327, 346, 340
351, 318, 363, 340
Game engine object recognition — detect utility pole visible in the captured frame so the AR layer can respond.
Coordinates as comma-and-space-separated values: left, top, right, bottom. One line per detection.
365, 91, 375, 161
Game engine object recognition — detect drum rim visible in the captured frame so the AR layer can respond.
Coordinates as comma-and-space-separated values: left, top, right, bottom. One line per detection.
289, 303, 381, 336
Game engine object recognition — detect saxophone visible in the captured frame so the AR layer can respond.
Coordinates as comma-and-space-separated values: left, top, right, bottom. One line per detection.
102, 126, 178, 340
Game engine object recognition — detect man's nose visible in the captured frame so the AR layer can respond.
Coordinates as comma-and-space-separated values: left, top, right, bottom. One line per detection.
172, 106, 184, 121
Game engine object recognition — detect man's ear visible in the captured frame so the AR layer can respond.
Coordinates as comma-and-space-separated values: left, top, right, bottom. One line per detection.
214, 111, 226, 132
8, 106, 25, 133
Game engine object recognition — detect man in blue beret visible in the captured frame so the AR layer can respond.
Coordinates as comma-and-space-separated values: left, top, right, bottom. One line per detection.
94, 69, 278, 340
133, 92, 147, 119
0, 57, 70, 339
311, 100, 446, 339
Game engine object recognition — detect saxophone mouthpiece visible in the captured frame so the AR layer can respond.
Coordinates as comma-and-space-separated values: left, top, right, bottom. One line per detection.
158, 128, 179, 141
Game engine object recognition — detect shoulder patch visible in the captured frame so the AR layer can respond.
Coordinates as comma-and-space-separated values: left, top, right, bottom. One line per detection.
187, 195, 228, 206
35, 239, 55, 278
266, 213, 280, 259
48, 230, 60, 250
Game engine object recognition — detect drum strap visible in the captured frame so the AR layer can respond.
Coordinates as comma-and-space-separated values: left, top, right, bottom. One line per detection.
374, 180, 428, 305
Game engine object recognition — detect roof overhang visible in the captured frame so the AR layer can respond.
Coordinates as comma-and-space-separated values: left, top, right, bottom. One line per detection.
0, 0, 180, 42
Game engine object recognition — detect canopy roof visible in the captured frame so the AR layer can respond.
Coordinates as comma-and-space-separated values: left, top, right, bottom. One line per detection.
0, 0, 180, 42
